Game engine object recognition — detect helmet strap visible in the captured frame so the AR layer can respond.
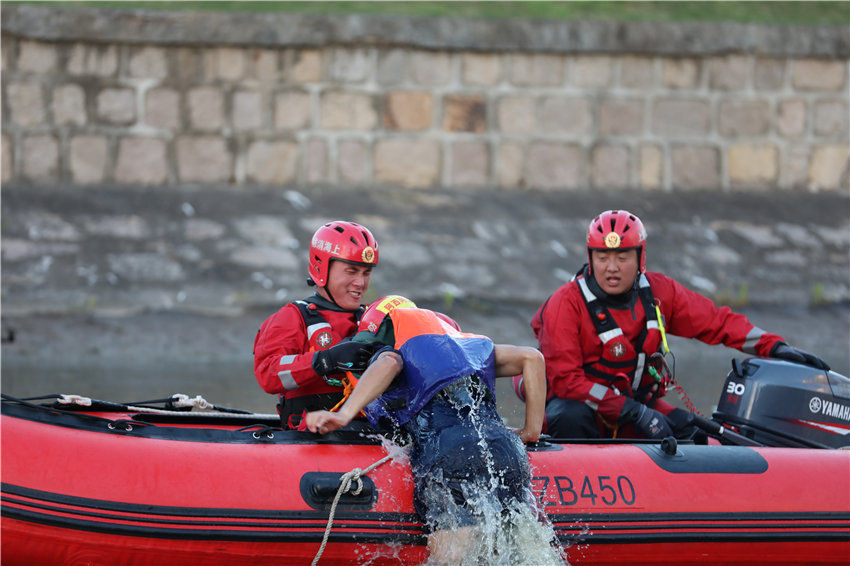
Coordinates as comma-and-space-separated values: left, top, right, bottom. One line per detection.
318, 285, 338, 308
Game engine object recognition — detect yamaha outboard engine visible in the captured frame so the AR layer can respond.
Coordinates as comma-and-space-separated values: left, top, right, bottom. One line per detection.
713, 358, 850, 449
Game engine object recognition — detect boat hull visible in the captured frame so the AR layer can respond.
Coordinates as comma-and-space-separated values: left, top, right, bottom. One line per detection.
2, 400, 849, 565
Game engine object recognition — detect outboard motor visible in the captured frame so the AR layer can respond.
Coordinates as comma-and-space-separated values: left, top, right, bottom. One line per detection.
713, 358, 850, 449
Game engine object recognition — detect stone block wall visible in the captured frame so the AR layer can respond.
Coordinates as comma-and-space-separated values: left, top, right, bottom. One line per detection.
2, 5, 849, 192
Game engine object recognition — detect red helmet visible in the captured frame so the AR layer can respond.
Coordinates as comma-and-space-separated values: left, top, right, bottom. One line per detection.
308, 221, 379, 287
358, 295, 417, 335
586, 210, 647, 273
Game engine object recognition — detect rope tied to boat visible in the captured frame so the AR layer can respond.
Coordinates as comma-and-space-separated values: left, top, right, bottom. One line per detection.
45, 393, 276, 420
170, 394, 211, 410
57, 394, 92, 406
311, 445, 410, 566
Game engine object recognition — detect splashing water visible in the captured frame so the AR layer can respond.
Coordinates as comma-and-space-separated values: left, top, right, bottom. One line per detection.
418, 498, 567, 566
351, 379, 568, 565
371, 433, 413, 465
414, 376, 568, 566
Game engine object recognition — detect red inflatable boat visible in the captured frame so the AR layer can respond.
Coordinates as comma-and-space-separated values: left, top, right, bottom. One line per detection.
3, 359, 850, 565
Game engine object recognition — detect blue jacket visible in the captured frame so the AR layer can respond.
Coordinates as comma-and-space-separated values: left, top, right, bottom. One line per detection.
364, 308, 496, 428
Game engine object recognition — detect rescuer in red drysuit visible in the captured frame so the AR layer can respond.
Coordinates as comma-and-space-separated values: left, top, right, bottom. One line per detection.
253, 220, 380, 428
524, 209, 830, 440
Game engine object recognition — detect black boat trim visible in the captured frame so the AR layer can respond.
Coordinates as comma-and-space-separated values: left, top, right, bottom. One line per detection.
3, 484, 848, 546
1, 483, 417, 523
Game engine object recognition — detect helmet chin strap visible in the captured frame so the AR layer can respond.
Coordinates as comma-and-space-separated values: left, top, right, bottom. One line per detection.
318, 285, 339, 307
315, 259, 339, 306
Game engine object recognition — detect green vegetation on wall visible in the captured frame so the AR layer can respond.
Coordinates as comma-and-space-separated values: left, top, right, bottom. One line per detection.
6, 1, 850, 25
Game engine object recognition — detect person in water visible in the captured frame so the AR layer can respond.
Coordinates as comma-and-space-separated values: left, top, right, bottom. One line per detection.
527, 209, 831, 440
304, 295, 556, 565
253, 220, 380, 428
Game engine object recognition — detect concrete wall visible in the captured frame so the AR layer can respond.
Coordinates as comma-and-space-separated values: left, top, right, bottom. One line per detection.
2, 4, 849, 192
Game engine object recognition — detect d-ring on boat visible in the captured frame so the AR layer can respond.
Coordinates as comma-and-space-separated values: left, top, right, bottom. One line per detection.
2, 358, 849, 565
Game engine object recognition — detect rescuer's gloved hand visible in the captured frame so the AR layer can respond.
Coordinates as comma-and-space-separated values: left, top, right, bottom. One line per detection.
312, 340, 377, 376
621, 398, 673, 440
770, 342, 830, 371
665, 408, 701, 440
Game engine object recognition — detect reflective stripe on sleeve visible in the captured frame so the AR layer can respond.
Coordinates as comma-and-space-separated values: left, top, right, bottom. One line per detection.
589, 383, 608, 401
741, 327, 766, 354
278, 370, 298, 390
278, 355, 299, 390
584, 400, 599, 411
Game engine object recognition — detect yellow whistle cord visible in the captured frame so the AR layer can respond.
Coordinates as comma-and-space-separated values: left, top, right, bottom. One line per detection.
655, 304, 670, 355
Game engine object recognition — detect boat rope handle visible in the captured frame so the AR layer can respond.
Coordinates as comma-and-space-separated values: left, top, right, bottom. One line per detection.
311, 444, 411, 566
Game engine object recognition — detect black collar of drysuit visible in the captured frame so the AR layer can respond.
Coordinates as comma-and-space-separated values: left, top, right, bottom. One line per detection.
582, 265, 639, 309
304, 293, 364, 314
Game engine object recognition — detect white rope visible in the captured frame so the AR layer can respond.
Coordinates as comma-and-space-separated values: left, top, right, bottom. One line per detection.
57, 394, 92, 406
311, 446, 410, 566
120, 406, 280, 419
170, 393, 210, 410
55, 393, 278, 420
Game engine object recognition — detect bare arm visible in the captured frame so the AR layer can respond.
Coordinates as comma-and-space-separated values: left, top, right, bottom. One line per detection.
494, 344, 546, 443
304, 350, 403, 435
